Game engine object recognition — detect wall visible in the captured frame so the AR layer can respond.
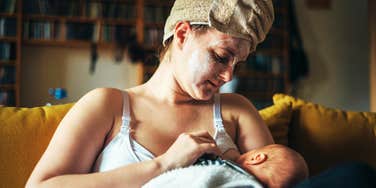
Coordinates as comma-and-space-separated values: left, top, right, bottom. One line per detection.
293, 0, 370, 111
370, 0, 376, 112
21, 46, 139, 107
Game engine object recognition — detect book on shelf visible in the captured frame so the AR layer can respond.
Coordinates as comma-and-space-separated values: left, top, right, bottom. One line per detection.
86, 2, 102, 18
23, 21, 54, 40
144, 28, 163, 47
116, 3, 136, 19
0, 0, 16, 14
24, 0, 81, 16
102, 25, 135, 43
0, 65, 15, 84
84, 1, 136, 19
0, 18, 16, 37
66, 22, 94, 41
104, 3, 117, 18
0, 90, 15, 106
0, 42, 15, 61
144, 5, 170, 23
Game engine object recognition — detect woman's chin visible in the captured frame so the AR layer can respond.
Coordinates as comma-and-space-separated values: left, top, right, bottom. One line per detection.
192, 88, 216, 101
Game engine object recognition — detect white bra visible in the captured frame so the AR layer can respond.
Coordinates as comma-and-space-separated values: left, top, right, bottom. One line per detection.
92, 91, 238, 172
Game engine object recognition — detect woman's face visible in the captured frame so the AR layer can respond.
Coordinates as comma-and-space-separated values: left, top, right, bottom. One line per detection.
175, 28, 251, 100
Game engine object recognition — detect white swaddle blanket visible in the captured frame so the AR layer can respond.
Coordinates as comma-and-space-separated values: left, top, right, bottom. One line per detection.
143, 159, 263, 188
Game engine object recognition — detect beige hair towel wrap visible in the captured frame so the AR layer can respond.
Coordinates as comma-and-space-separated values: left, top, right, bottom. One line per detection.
163, 0, 274, 52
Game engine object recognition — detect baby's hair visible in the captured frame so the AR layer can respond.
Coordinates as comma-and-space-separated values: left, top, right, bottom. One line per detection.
259, 145, 309, 188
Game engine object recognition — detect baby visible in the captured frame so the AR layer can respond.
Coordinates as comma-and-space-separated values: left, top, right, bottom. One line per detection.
237, 144, 309, 188
143, 144, 308, 188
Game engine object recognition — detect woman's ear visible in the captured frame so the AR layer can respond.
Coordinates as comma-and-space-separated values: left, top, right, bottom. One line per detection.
173, 21, 191, 49
245, 153, 267, 165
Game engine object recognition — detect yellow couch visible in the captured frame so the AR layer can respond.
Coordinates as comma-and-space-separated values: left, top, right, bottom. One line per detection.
0, 94, 375, 188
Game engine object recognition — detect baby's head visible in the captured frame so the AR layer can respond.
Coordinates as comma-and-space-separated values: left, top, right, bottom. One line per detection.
237, 144, 308, 188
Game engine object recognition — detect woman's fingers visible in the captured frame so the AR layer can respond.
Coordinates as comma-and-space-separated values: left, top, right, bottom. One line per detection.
160, 130, 222, 170
189, 131, 216, 144
190, 130, 213, 139
199, 142, 221, 156
186, 131, 221, 156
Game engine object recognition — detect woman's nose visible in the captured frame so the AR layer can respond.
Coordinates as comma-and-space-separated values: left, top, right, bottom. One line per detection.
219, 66, 234, 82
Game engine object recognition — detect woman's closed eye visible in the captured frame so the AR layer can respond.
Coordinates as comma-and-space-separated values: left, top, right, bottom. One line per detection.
210, 51, 231, 65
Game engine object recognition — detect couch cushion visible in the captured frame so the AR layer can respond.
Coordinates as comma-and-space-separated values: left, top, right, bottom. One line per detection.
0, 103, 74, 188
273, 94, 376, 176
259, 101, 292, 146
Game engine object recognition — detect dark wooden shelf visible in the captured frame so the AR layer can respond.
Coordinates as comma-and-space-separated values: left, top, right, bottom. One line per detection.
144, 22, 164, 28
0, 12, 18, 18
101, 18, 136, 26
23, 39, 93, 47
0, 84, 16, 90
0, 60, 16, 66
0, 36, 17, 42
24, 15, 97, 23
23, 39, 124, 49
144, 0, 174, 7
89, 0, 135, 4
23, 14, 137, 25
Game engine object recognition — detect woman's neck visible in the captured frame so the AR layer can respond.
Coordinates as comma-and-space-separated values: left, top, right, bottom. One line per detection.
142, 59, 196, 105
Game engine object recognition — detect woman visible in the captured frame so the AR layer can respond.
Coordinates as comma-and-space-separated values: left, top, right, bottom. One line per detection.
26, 0, 275, 187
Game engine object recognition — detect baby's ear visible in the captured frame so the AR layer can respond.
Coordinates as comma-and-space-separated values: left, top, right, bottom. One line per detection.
245, 153, 267, 165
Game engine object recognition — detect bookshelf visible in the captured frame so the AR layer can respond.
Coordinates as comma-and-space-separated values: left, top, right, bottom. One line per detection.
22, 0, 138, 47
0, 0, 20, 106
0, 0, 141, 106
138, 0, 173, 83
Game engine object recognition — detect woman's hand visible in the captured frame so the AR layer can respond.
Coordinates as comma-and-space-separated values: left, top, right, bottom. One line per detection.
156, 131, 221, 171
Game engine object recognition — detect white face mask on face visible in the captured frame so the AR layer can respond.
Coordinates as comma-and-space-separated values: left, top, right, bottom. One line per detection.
177, 30, 251, 100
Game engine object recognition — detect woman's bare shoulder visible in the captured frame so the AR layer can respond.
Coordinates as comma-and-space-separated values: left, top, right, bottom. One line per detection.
76, 87, 124, 111
219, 93, 258, 115
64, 87, 125, 131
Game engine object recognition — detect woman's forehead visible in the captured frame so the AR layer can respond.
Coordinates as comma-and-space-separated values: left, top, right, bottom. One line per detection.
200, 29, 251, 59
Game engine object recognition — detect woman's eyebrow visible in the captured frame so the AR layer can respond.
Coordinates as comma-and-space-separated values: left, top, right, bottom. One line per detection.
223, 47, 248, 62
222, 47, 236, 57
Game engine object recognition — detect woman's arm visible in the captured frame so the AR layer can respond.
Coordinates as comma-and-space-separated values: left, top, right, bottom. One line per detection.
28, 158, 167, 188
25, 88, 166, 188
222, 94, 274, 154
26, 88, 220, 188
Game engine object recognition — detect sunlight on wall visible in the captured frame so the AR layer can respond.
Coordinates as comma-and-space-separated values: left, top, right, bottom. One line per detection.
21, 46, 139, 107
294, 0, 369, 111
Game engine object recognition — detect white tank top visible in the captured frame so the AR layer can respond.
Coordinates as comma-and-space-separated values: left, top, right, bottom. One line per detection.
92, 91, 238, 172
